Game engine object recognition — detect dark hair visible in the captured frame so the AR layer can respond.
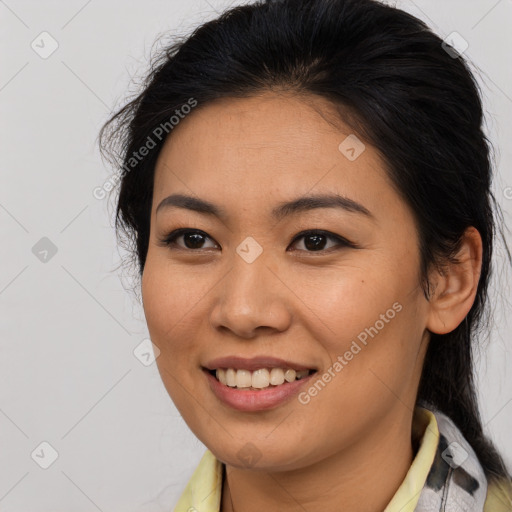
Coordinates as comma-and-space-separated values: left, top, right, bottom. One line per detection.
99, 0, 511, 481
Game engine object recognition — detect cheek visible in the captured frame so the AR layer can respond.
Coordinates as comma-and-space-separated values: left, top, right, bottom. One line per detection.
316, 295, 425, 417
295, 255, 425, 385
141, 258, 208, 416
291, 261, 403, 347
141, 257, 201, 359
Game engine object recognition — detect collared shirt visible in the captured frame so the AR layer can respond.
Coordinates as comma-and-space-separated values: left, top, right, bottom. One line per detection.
173, 407, 512, 511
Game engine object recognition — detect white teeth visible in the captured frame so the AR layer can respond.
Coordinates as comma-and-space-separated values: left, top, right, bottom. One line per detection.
236, 369, 252, 388
296, 369, 309, 379
284, 369, 296, 382
252, 369, 270, 389
217, 368, 227, 385
226, 368, 237, 387
214, 367, 312, 389
269, 368, 285, 385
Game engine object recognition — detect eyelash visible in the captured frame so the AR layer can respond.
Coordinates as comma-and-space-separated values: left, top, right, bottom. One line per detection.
158, 228, 357, 253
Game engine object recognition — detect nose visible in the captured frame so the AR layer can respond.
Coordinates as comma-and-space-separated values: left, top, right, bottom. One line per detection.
209, 253, 293, 339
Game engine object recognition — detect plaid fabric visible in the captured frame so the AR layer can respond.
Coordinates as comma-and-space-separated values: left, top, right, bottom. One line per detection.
173, 407, 497, 511
415, 408, 487, 511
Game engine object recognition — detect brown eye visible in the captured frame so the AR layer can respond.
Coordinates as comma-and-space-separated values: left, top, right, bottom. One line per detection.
289, 230, 355, 253
159, 229, 219, 250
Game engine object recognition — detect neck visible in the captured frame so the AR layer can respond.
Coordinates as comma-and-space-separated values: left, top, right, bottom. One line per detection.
221, 409, 415, 512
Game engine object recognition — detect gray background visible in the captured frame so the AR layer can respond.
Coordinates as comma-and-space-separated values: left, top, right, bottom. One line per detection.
1, 0, 511, 510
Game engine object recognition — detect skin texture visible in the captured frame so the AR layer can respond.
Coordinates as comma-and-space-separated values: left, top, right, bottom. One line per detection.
141, 91, 482, 512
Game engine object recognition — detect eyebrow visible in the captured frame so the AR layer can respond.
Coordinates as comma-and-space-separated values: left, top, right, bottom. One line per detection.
156, 193, 373, 221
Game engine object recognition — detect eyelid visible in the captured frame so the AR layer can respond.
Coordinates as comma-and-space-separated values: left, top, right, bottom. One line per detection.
158, 228, 219, 250
289, 229, 358, 251
158, 227, 357, 252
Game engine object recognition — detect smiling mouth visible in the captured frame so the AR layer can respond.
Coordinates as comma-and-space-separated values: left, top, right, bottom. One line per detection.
206, 367, 317, 390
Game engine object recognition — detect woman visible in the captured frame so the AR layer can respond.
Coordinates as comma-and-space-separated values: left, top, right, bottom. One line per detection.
99, 0, 512, 510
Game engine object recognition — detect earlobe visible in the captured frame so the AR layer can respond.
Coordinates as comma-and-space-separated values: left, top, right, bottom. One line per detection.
426, 227, 482, 335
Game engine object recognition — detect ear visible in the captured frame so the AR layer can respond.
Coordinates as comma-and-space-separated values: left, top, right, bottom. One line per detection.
426, 227, 483, 335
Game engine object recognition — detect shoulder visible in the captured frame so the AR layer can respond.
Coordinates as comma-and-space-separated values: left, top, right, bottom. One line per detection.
173, 449, 223, 512
484, 477, 512, 512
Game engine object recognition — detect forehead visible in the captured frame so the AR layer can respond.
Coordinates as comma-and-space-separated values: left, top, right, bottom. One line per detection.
152, 92, 396, 218
156, 92, 357, 161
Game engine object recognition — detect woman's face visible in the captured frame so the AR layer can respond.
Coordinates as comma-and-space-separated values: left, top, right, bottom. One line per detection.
142, 91, 432, 471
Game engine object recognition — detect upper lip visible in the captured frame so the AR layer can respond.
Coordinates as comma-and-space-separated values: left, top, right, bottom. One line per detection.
203, 356, 316, 372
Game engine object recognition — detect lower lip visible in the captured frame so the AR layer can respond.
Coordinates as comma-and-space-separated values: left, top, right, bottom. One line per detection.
203, 369, 316, 411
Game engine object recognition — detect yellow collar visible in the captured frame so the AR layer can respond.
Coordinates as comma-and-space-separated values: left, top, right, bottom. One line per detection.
173, 407, 439, 512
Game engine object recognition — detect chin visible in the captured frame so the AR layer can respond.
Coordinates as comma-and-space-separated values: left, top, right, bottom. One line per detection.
205, 437, 314, 472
